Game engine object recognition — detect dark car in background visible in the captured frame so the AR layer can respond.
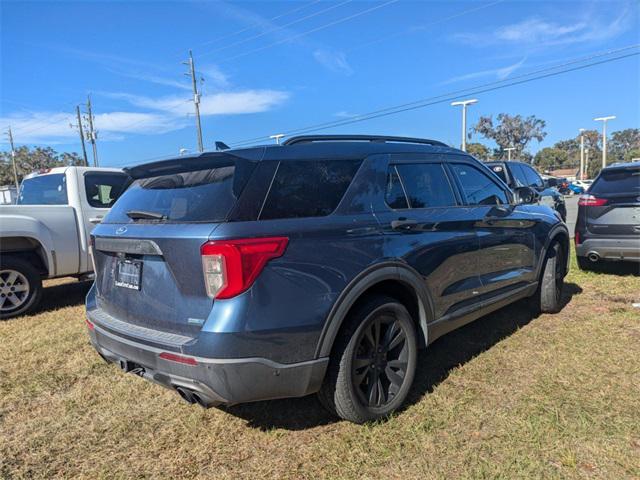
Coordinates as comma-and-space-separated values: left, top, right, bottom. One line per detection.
485, 161, 567, 221
85, 135, 570, 423
575, 162, 640, 269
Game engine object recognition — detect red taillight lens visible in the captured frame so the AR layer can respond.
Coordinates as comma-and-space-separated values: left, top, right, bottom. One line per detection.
85, 317, 95, 330
578, 195, 608, 207
201, 237, 289, 299
574, 231, 581, 245
158, 352, 198, 366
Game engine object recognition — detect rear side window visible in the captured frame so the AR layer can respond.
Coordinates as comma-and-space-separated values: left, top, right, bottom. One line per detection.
84, 172, 129, 208
104, 160, 255, 223
507, 164, 528, 188
590, 168, 640, 195
259, 160, 361, 220
18, 173, 68, 205
521, 164, 544, 188
386, 164, 456, 209
450, 163, 508, 205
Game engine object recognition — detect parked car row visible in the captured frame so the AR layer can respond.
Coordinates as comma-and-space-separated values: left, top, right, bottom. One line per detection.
2, 137, 637, 424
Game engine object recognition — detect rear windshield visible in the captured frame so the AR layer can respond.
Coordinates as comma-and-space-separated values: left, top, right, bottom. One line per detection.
590, 168, 640, 195
103, 160, 255, 223
18, 173, 68, 205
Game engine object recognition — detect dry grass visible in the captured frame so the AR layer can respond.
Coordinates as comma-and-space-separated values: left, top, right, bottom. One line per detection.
1, 253, 639, 479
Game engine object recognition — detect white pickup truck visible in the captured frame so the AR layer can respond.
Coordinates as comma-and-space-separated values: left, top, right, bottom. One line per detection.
0, 166, 128, 319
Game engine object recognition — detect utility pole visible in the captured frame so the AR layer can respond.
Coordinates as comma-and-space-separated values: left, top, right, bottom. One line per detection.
579, 128, 585, 180
70, 105, 89, 166
85, 95, 99, 166
450, 99, 478, 151
6, 127, 20, 191
184, 50, 204, 153
594, 115, 615, 169
504, 147, 516, 161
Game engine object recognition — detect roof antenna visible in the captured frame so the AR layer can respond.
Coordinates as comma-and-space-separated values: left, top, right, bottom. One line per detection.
215, 141, 230, 151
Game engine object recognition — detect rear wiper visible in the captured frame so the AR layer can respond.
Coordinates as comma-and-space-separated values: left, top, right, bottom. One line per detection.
126, 209, 167, 221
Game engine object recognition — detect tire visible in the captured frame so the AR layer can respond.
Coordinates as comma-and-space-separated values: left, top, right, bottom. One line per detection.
0, 255, 43, 320
531, 243, 565, 314
318, 295, 418, 423
576, 256, 593, 271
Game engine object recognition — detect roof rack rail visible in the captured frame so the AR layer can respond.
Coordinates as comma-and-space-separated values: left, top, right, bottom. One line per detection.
282, 134, 448, 147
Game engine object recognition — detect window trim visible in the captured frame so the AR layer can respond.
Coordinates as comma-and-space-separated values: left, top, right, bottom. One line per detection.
445, 161, 511, 206
383, 162, 460, 211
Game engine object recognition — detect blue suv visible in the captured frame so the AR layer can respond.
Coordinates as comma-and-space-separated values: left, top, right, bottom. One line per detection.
86, 135, 569, 423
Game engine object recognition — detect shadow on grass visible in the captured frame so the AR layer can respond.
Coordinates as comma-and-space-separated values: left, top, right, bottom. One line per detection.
581, 261, 639, 276
31, 280, 93, 315
224, 282, 582, 431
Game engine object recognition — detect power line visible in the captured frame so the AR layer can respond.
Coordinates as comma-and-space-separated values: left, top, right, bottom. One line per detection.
85, 95, 99, 167
197, 0, 324, 50
199, 0, 353, 58
229, 44, 640, 147
217, 0, 400, 64
346, 0, 505, 53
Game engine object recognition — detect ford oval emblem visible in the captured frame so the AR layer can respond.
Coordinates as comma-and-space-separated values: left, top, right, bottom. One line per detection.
115, 226, 128, 235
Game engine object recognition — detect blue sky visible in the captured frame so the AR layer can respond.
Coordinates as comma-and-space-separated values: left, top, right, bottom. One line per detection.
1, 0, 639, 167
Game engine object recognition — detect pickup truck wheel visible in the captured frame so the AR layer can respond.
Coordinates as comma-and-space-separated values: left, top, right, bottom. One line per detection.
0, 256, 42, 320
318, 295, 417, 424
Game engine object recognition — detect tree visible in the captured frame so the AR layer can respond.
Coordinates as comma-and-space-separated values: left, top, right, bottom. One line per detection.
0, 147, 84, 186
465, 142, 491, 161
472, 113, 547, 159
534, 147, 568, 172
610, 128, 640, 163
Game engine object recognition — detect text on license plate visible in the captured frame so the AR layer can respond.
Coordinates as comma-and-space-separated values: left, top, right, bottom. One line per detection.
115, 259, 142, 290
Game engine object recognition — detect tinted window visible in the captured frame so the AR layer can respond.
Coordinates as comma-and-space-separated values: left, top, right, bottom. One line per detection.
393, 163, 456, 208
451, 164, 508, 205
385, 167, 409, 209
18, 173, 68, 205
259, 160, 361, 220
84, 172, 129, 208
590, 168, 640, 195
508, 164, 528, 188
488, 164, 508, 183
521, 164, 544, 188
104, 160, 255, 223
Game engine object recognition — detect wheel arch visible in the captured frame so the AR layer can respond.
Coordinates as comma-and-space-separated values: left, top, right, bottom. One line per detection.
315, 261, 435, 358
537, 225, 570, 279
0, 236, 50, 276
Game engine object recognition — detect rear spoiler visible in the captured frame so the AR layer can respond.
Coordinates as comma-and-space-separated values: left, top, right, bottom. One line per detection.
124, 149, 264, 180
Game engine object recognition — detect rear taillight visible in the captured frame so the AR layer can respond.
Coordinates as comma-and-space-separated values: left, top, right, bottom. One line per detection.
574, 231, 581, 245
201, 237, 288, 299
578, 195, 608, 207
85, 317, 95, 330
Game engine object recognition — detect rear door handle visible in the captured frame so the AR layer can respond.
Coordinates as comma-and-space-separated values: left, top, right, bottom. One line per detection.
391, 219, 418, 231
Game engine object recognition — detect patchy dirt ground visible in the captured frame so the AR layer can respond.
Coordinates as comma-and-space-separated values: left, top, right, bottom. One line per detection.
1, 255, 639, 479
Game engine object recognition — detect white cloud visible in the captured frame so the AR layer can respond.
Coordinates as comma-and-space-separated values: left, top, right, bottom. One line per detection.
334, 111, 359, 118
313, 49, 354, 75
200, 65, 231, 89
1, 88, 289, 145
452, 6, 634, 48
442, 57, 526, 85
103, 89, 289, 116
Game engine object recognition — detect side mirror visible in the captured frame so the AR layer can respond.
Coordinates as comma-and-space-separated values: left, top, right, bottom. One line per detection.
514, 186, 539, 204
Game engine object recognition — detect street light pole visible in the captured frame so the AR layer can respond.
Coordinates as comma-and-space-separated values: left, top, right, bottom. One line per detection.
594, 115, 615, 169
270, 134, 285, 145
504, 147, 516, 161
579, 128, 585, 180
450, 99, 478, 151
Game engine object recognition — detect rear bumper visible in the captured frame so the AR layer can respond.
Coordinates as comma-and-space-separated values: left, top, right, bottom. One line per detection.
576, 237, 640, 262
86, 313, 329, 407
